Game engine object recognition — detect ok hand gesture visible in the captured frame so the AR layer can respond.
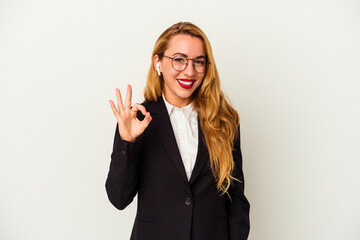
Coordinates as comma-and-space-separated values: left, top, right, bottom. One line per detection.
109, 84, 152, 142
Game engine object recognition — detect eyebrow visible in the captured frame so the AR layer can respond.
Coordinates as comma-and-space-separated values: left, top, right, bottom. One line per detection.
171, 52, 207, 59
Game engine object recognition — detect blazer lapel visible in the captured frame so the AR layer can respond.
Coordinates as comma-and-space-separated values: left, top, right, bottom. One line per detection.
149, 97, 190, 188
189, 119, 209, 185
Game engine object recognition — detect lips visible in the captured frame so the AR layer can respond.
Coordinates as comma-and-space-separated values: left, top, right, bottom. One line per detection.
177, 79, 195, 89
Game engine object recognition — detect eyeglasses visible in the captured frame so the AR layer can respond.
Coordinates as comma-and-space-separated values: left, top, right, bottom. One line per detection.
160, 54, 210, 74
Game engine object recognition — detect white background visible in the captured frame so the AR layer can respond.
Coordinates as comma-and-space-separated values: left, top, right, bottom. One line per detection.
1, 0, 359, 239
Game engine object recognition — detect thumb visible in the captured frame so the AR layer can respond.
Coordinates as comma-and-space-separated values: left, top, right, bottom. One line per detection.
140, 112, 152, 128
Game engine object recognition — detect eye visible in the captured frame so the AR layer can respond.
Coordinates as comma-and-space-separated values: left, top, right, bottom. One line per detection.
195, 59, 205, 65
173, 57, 186, 63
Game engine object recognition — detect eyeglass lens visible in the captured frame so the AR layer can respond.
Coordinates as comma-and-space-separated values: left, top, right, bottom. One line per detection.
172, 56, 207, 73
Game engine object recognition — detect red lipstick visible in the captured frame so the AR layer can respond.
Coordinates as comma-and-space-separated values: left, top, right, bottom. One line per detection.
177, 79, 195, 89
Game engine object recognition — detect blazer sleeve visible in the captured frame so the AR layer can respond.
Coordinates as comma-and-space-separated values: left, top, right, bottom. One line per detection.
227, 125, 251, 239
105, 123, 144, 210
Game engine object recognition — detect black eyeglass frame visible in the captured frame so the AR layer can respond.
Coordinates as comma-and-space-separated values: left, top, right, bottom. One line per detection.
159, 54, 211, 74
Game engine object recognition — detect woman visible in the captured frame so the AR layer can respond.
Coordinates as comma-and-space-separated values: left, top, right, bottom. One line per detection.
106, 22, 250, 240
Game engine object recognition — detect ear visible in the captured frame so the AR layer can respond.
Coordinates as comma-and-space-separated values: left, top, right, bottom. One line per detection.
153, 54, 161, 72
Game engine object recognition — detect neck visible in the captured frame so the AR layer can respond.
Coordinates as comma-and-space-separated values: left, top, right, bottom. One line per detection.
163, 93, 193, 108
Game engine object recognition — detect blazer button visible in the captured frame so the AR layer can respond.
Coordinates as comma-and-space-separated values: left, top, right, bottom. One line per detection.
121, 149, 126, 156
185, 197, 192, 206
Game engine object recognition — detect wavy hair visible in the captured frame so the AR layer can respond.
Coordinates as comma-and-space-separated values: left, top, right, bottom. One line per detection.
144, 22, 240, 195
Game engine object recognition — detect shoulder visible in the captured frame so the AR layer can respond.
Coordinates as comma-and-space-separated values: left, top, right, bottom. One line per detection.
136, 99, 161, 120
141, 100, 152, 109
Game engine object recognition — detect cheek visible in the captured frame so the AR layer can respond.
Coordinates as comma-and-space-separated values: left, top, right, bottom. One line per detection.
162, 66, 179, 79
195, 78, 204, 90
196, 76, 204, 86
162, 72, 179, 87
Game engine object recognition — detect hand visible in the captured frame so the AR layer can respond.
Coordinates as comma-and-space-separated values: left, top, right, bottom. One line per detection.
109, 84, 152, 142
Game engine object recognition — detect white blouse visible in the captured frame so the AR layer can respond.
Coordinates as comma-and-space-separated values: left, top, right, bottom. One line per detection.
163, 96, 199, 181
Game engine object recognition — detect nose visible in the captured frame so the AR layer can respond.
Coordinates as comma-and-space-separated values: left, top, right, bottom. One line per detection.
183, 60, 196, 76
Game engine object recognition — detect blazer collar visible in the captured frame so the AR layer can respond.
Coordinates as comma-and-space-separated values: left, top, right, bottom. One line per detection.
149, 96, 208, 188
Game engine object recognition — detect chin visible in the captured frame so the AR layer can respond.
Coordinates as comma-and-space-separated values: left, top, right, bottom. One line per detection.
178, 90, 196, 100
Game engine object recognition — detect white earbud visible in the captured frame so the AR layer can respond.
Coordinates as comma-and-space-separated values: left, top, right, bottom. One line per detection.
156, 62, 161, 76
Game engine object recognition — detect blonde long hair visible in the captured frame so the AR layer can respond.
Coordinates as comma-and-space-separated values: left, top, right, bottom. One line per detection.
144, 22, 240, 195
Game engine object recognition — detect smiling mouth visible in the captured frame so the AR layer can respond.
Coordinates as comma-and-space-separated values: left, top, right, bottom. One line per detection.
177, 79, 195, 89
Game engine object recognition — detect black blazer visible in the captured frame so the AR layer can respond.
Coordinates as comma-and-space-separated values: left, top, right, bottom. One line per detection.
105, 96, 250, 240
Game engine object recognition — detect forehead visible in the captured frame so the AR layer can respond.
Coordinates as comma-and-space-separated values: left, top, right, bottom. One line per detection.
165, 34, 205, 57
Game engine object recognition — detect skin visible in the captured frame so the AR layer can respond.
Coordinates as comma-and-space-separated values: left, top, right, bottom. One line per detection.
109, 34, 205, 142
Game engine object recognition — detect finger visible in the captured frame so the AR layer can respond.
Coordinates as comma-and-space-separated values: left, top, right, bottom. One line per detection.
125, 84, 132, 109
116, 88, 125, 112
131, 103, 148, 116
140, 112, 152, 128
109, 100, 121, 119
